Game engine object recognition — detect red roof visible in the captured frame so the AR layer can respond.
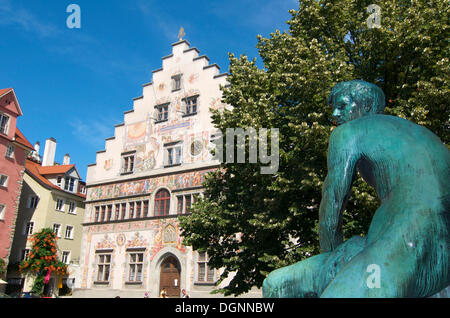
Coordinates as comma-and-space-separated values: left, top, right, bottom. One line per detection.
0, 88, 12, 96
25, 159, 86, 199
38, 164, 75, 175
14, 128, 34, 150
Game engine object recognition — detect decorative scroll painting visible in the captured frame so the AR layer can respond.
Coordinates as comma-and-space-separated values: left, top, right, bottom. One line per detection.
88, 168, 215, 201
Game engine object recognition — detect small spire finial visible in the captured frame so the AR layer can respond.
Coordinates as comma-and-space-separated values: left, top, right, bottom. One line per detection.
178, 27, 186, 41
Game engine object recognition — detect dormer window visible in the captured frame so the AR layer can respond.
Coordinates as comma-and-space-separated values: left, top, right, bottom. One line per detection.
0, 113, 9, 135
155, 103, 169, 123
57, 176, 62, 188
64, 177, 76, 192
171, 74, 182, 92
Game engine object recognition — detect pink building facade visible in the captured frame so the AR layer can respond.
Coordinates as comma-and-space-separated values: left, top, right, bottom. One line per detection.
0, 88, 33, 261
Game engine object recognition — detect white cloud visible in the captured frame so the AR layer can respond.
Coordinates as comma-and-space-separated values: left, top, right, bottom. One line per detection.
0, 0, 60, 38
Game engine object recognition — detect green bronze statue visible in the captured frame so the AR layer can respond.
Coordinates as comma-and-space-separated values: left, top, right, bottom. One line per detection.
263, 80, 450, 297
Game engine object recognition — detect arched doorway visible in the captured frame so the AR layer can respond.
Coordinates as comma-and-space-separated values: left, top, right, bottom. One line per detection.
160, 255, 181, 298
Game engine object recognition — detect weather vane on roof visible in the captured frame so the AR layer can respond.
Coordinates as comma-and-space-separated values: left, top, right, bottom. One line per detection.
178, 27, 186, 41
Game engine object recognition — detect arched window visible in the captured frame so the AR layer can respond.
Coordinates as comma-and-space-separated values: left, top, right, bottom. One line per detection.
154, 189, 170, 216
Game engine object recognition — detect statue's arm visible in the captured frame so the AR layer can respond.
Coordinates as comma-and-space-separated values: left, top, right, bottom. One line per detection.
319, 128, 359, 253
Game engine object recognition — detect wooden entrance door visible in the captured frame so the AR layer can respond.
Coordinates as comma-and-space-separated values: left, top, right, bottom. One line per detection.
160, 256, 181, 298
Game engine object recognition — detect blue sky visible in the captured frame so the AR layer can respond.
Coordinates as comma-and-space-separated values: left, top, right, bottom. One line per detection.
0, 0, 297, 179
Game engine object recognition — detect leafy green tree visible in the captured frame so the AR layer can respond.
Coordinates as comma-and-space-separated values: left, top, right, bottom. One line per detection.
179, 0, 449, 296
19, 228, 68, 295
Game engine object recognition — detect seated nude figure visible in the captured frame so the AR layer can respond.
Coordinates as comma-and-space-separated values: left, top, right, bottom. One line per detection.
263, 80, 449, 298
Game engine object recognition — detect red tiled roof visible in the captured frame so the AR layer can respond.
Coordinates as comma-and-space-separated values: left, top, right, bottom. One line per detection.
14, 128, 34, 150
25, 159, 86, 199
38, 164, 75, 175
0, 88, 13, 97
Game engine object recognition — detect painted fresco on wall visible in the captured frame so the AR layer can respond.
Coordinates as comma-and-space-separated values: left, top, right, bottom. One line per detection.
96, 234, 116, 250
126, 232, 148, 249
123, 119, 151, 150
88, 168, 215, 201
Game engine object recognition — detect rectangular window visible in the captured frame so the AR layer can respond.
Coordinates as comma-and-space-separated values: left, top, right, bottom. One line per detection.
128, 252, 144, 282
106, 205, 112, 221
129, 202, 135, 219
94, 206, 100, 222
27, 196, 39, 209
52, 224, 61, 237
121, 203, 126, 220
96, 254, 111, 283
68, 201, 76, 214
57, 176, 62, 188
172, 74, 182, 91
5, 144, 15, 158
0, 204, 5, 220
136, 201, 142, 218
56, 199, 64, 211
197, 252, 215, 283
155, 104, 169, 122
177, 196, 183, 215
0, 113, 9, 135
25, 222, 34, 236
122, 154, 135, 174
21, 249, 30, 261
0, 174, 8, 187
143, 200, 149, 217
184, 96, 198, 115
165, 143, 182, 166
64, 177, 76, 192
62, 251, 71, 264
115, 204, 120, 220
101, 206, 106, 221
65, 225, 74, 239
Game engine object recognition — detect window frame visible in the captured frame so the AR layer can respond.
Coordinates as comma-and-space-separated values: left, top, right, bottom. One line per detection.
56, 198, 65, 212
25, 221, 34, 236
154, 103, 169, 123
52, 223, 61, 238
196, 251, 215, 284
0, 204, 5, 221
96, 252, 112, 283
62, 251, 71, 264
183, 95, 199, 117
5, 143, 15, 159
171, 74, 183, 92
64, 225, 74, 240
0, 112, 10, 135
121, 153, 135, 174
154, 189, 171, 216
127, 251, 144, 283
164, 142, 183, 167
0, 174, 9, 188
68, 201, 77, 214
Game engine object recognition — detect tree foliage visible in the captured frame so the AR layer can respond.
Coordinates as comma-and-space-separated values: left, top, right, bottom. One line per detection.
179, 0, 449, 296
19, 228, 68, 295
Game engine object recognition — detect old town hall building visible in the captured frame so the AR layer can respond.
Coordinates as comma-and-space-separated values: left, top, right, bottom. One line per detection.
74, 40, 260, 298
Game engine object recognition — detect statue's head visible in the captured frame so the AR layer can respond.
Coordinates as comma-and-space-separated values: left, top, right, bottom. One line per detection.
328, 80, 385, 125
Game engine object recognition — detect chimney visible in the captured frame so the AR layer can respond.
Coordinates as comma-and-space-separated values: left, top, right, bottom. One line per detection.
42, 138, 57, 167
63, 153, 71, 165
34, 141, 40, 154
